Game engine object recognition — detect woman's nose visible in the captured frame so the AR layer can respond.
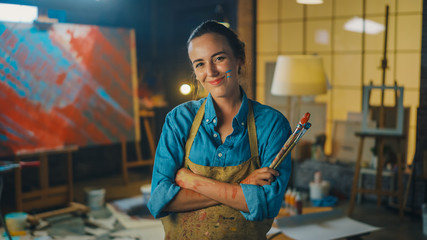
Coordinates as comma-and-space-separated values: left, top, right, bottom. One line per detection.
206, 63, 219, 77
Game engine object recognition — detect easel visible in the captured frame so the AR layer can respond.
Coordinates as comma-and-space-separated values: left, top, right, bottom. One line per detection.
121, 109, 156, 184
14, 146, 78, 212
348, 122, 406, 219
348, 5, 406, 219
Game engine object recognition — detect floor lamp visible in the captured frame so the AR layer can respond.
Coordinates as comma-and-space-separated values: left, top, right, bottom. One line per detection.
271, 55, 327, 158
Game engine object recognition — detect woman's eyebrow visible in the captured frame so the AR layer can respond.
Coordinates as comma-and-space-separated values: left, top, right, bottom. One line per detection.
192, 59, 203, 65
211, 51, 226, 58
192, 51, 227, 65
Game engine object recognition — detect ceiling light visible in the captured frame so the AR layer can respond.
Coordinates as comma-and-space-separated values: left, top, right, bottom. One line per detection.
344, 17, 385, 35
296, 0, 323, 5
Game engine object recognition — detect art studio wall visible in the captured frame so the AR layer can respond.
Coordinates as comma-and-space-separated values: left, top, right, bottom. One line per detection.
0, 0, 238, 179
256, 0, 422, 164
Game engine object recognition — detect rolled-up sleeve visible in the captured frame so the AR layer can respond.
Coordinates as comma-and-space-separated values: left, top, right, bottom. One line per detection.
240, 116, 292, 221
147, 111, 185, 218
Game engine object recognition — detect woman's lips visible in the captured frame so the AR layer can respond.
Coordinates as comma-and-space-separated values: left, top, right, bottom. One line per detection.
209, 77, 224, 85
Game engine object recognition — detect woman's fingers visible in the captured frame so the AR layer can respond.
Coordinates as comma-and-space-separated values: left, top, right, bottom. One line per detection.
241, 167, 280, 186
260, 167, 280, 177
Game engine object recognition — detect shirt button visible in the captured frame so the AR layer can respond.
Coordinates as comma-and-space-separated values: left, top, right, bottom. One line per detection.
213, 119, 216, 123
213, 133, 218, 138
205, 119, 209, 123
241, 122, 245, 126
218, 153, 223, 158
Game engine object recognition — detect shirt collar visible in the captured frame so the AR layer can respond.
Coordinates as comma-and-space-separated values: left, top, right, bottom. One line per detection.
203, 88, 249, 130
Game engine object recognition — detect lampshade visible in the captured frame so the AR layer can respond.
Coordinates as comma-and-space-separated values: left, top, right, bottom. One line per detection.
271, 55, 327, 96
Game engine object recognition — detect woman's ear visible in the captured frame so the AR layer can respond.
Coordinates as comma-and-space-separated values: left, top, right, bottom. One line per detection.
237, 59, 244, 75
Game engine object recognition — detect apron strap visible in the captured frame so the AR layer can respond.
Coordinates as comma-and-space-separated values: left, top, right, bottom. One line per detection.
185, 100, 206, 158
247, 101, 258, 158
185, 100, 258, 160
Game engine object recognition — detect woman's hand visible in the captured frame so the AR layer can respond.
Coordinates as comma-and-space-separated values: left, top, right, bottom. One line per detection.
165, 168, 220, 212
175, 168, 194, 188
240, 167, 279, 186
175, 168, 249, 212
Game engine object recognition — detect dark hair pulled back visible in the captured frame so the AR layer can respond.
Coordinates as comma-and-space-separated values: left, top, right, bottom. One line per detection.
187, 20, 245, 64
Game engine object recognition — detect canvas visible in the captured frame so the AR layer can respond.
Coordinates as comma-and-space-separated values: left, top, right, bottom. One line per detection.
0, 22, 139, 157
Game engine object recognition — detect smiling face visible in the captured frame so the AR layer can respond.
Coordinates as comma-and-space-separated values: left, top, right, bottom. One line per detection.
188, 33, 242, 101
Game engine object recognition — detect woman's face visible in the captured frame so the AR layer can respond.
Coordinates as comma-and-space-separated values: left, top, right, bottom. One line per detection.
188, 33, 241, 100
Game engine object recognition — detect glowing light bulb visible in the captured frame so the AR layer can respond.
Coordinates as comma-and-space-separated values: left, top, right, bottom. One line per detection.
180, 84, 192, 95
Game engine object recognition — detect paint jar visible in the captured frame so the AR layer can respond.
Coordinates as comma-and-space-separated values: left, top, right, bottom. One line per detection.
85, 187, 106, 210
309, 181, 330, 200
423, 203, 427, 236
5, 212, 28, 236
140, 184, 151, 204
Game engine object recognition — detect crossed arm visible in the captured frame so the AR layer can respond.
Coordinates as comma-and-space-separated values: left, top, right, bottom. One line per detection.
163, 167, 279, 213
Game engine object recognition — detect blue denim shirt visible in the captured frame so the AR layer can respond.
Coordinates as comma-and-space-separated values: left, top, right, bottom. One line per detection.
147, 90, 292, 221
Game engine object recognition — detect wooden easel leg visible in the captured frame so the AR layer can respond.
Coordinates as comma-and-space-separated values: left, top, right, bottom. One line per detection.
143, 118, 156, 158
376, 138, 385, 207
348, 137, 365, 216
142, 117, 156, 178
397, 139, 404, 219
67, 151, 74, 203
121, 141, 129, 184
403, 162, 413, 216
14, 156, 22, 211
40, 154, 49, 203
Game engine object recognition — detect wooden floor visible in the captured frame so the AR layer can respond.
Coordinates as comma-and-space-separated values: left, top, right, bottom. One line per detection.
73, 169, 152, 204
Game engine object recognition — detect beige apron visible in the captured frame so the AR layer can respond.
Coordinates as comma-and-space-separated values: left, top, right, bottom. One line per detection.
161, 100, 274, 240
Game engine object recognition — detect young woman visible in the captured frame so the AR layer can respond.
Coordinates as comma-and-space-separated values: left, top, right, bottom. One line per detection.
148, 20, 292, 239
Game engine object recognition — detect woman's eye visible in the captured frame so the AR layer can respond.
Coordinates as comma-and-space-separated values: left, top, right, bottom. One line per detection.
215, 56, 225, 62
195, 62, 203, 68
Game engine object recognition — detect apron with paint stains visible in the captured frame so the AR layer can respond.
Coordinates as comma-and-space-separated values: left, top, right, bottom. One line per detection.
161, 100, 274, 240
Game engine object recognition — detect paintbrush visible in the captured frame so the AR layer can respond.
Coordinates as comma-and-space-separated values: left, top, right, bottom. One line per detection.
0, 161, 40, 173
271, 122, 311, 170
269, 112, 311, 169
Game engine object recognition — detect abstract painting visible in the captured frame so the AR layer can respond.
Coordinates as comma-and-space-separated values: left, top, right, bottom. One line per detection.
0, 22, 139, 157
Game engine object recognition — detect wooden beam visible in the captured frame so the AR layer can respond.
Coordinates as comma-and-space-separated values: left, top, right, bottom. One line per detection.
238, 0, 256, 99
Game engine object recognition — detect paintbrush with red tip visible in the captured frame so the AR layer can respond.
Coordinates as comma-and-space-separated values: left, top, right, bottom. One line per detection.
269, 112, 311, 170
